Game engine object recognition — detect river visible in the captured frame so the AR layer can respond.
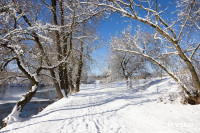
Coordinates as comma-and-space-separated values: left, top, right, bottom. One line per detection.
0, 85, 57, 128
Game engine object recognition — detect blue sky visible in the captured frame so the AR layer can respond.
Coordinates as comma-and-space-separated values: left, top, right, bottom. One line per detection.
90, 14, 132, 75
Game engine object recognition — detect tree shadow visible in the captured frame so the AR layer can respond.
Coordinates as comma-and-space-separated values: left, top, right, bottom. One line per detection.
132, 78, 168, 92
0, 78, 169, 132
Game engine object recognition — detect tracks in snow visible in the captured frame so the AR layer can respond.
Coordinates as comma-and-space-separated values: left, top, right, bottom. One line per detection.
1, 78, 176, 133
55, 80, 165, 133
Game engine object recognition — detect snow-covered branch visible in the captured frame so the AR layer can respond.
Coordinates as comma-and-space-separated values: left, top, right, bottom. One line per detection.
190, 43, 200, 60
116, 48, 191, 96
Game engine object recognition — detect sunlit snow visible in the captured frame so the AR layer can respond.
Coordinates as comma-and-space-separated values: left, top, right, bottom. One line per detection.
1, 77, 200, 133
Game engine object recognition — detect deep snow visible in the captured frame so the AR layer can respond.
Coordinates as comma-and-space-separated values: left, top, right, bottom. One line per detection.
1, 77, 200, 133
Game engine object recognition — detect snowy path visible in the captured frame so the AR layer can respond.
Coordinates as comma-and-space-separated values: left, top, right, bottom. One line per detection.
1, 78, 200, 133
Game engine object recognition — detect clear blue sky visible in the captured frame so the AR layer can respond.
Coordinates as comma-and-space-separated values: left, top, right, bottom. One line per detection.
90, 14, 133, 75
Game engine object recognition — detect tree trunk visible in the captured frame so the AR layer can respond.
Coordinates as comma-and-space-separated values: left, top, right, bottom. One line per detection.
51, 0, 70, 97
75, 21, 85, 93
125, 77, 129, 89
125, 77, 132, 90
174, 44, 200, 104
68, 67, 75, 93
128, 77, 132, 89
187, 96, 200, 105
75, 70, 81, 92
2, 84, 38, 127
175, 45, 200, 92
75, 50, 83, 93
49, 70, 63, 99
2, 58, 39, 127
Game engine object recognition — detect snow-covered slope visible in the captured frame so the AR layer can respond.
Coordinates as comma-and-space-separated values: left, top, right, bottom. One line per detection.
1, 78, 200, 133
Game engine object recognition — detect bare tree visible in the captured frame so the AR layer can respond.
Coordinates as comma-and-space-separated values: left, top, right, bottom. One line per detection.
92, 0, 200, 104
109, 28, 146, 89
0, 0, 104, 127
41, 0, 103, 95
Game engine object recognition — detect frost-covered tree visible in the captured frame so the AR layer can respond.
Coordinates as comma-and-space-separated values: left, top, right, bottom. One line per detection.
0, 0, 103, 127
0, 0, 43, 126
91, 0, 200, 104
109, 28, 146, 89
40, 0, 103, 95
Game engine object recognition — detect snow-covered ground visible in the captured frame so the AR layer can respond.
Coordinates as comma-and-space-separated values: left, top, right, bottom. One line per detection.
1, 77, 200, 133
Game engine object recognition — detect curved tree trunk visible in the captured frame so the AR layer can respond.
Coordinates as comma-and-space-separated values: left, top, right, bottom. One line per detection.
174, 44, 200, 104
2, 57, 40, 127
175, 45, 200, 92
2, 83, 38, 127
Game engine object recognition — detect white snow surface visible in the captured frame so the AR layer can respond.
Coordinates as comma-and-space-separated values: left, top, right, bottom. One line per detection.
1, 77, 200, 133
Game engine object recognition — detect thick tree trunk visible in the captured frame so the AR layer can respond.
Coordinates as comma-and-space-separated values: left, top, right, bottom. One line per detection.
75, 20, 86, 93
49, 70, 63, 99
175, 45, 200, 92
187, 96, 200, 105
51, 0, 70, 97
174, 44, 200, 104
75, 52, 83, 92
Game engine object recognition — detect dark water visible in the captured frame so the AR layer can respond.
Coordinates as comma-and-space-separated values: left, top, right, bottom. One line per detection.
0, 86, 57, 128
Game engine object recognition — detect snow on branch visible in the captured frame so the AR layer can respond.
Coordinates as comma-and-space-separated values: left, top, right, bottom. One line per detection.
115, 48, 191, 96
190, 43, 200, 60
